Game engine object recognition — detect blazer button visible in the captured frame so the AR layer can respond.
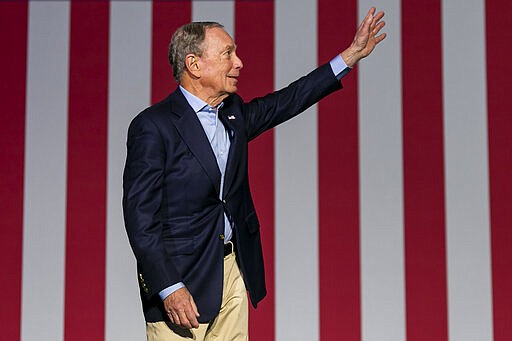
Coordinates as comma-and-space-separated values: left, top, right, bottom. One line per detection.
219, 234, 225, 240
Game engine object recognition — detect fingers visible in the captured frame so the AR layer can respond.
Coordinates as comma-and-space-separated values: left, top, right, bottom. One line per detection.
356, 6, 374, 33
366, 6, 376, 20
184, 307, 200, 329
190, 295, 200, 318
180, 295, 200, 329
360, 8, 385, 39
366, 10, 385, 47
175, 308, 198, 329
373, 10, 385, 23
342, 7, 386, 66
361, 7, 376, 31
164, 287, 200, 329
166, 307, 199, 329
168, 310, 178, 325
375, 33, 387, 45
370, 12, 385, 32
366, 7, 382, 29
373, 21, 386, 36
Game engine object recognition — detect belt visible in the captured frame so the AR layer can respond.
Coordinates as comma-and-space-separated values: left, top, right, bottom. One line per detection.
224, 241, 234, 257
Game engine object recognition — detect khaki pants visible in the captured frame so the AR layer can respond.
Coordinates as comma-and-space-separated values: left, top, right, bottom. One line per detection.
146, 250, 248, 341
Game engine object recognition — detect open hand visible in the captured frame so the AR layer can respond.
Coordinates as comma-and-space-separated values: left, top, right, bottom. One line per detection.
341, 7, 386, 67
163, 287, 200, 329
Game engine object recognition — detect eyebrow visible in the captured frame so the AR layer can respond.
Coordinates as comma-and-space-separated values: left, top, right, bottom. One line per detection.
224, 44, 237, 52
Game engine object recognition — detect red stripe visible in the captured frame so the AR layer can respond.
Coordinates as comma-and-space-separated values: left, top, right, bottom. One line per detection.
318, 1, 360, 340
0, 2, 28, 340
402, 2, 448, 341
235, 1, 275, 340
486, 2, 512, 340
151, 0, 191, 104
64, 2, 109, 340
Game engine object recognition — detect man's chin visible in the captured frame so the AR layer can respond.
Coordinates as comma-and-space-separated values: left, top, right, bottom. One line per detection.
227, 80, 239, 93
226, 86, 238, 94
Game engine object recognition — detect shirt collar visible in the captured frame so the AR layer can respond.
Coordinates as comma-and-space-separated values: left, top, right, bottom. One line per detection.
179, 85, 224, 113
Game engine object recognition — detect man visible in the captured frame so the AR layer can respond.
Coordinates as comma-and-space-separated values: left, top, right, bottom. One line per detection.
123, 7, 385, 340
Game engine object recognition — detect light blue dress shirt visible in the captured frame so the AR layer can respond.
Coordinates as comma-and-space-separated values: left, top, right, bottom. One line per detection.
159, 55, 350, 300
180, 86, 233, 244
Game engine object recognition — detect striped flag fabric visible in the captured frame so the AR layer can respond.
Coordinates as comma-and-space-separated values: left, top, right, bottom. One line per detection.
1, 1, 511, 341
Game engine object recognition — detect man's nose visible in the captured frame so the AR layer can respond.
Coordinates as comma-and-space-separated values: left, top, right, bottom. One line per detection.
234, 53, 243, 69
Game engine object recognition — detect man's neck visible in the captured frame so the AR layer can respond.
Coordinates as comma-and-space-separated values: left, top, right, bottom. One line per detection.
180, 81, 227, 108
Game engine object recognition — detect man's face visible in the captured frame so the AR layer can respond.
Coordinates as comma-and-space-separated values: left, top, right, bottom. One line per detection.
197, 27, 243, 99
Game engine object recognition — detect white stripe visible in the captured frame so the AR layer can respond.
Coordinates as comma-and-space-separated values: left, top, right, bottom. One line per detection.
22, 2, 70, 341
442, 1, 493, 340
192, 0, 235, 38
105, 2, 151, 340
274, 1, 319, 340
358, 1, 406, 341
358, 1, 405, 341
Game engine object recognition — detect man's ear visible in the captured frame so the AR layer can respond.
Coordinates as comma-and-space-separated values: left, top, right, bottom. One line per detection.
185, 53, 200, 78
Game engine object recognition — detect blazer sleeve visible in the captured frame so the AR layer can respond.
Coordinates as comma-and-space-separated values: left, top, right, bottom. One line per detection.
242, 62, 342, 141
122, 113, 182, 298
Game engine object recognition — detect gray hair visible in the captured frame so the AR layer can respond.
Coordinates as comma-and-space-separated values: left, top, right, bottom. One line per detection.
168, 22, 224, 83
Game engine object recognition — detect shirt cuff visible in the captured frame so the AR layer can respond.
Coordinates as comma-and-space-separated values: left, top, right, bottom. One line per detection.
159, 282, 185, 300
330, 54, 352, 80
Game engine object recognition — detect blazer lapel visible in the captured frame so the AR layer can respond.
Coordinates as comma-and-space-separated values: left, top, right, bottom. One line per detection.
168, 90, 222, 195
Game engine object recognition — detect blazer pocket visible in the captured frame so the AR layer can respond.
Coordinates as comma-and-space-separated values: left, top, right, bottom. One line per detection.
163, 236, 195, 255
244, 211, 260, 234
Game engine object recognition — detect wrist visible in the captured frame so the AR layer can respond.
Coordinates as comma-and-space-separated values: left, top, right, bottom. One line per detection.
341, 47, 359, 68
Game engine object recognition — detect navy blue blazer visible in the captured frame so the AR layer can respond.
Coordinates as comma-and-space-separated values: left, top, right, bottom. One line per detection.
123, 63, 342, 323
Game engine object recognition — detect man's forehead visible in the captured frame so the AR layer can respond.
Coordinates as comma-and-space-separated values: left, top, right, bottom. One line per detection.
205, 27, 235, 47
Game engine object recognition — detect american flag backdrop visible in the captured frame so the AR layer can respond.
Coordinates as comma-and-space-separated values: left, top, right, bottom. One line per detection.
1, 0, 511, 341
